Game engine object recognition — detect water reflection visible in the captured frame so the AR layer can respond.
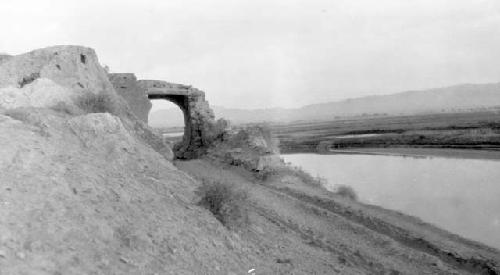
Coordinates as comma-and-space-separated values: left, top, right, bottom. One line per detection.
282, 153, 500, 249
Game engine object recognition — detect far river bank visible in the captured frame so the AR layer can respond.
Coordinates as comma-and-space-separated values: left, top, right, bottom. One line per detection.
326, 147, 500, 160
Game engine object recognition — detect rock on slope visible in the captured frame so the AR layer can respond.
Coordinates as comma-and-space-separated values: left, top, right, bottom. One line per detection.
208, 125, 283, 172
0, 46, 258, 274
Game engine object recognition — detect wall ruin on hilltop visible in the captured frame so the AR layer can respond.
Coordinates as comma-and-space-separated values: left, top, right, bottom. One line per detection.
109, 74, 223, 159
0, 46, 173, 161
108, 73, 151, 122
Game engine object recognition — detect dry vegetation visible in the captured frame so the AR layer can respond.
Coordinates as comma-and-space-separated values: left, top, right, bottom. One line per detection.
75, 92, 116, 114
334, 184, 358, 200
196, 179, 249, 229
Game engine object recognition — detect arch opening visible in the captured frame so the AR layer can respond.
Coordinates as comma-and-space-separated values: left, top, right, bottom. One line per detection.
148, 97, 188, 151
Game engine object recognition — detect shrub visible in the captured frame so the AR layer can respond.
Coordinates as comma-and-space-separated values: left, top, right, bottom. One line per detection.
334, 184, 358, 201
196, 179, 249, 229
75, 92, 116, 114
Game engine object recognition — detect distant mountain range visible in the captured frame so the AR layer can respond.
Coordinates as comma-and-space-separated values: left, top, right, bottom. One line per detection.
148, 82, 500, 127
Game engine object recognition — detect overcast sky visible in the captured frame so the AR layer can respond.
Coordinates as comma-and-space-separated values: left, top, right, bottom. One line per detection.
1, 0, 499, 110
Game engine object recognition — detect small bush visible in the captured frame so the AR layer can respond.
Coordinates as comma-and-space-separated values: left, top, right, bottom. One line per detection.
75, 93, 116, 114
334, 184, 358, 201
196, 179, 249, 229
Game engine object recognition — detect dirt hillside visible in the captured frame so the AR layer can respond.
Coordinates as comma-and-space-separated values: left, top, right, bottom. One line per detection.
0, 46, 259, 274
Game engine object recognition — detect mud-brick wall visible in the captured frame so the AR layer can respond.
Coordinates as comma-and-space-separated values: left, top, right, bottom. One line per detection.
108, 73, 151, 122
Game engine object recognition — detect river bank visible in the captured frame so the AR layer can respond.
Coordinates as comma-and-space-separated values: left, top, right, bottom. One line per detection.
282, 152, 500, 251
176, 158, 500, 274
325, 147, 500, 160
272, 112, 500, 154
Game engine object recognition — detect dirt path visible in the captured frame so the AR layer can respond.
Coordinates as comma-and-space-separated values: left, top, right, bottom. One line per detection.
176, 159, 500, 274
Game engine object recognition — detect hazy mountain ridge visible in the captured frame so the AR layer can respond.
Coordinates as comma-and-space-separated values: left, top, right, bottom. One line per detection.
150, 82, 500, 127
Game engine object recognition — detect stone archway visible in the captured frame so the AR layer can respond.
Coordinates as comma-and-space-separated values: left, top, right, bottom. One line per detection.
109, 74, 218, 159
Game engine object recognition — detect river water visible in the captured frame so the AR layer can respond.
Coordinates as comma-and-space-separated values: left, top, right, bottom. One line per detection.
162, 131, 184, 138
282, 153, 500, 249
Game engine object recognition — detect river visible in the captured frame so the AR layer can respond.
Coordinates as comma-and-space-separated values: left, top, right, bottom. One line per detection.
162, 131, 184, 138
282, 153, 500, 250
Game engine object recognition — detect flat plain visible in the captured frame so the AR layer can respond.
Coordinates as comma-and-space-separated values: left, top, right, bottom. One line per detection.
270, 111, 500, 155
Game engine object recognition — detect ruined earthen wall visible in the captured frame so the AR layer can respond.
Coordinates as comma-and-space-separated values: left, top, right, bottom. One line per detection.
138, 79, 221, 159
108, 73, 151, 122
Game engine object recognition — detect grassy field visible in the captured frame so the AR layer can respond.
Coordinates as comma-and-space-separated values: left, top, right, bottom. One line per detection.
270, 111, 500, 153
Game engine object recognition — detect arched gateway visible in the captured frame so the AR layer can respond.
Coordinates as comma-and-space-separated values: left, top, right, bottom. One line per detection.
108, 73, 218, 159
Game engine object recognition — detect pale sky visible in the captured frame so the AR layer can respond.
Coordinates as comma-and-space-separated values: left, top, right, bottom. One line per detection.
1, 0, 499, 109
